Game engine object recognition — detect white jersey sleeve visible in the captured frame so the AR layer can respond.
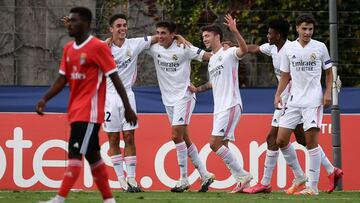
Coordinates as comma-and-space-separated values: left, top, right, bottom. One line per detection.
320, 43, 332, 70
186, 45, 205, 62
231, 47, 243, 60
259, 43, 272, 56
280, 47, 290, 73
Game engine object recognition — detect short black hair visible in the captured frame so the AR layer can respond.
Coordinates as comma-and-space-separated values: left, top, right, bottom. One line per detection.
268, 19, 290, 40
201, 25, 223, 41
109, 14, 127, 26
156, 21, 176, 33
296, 13, 316, 26
70, 7, 92, 24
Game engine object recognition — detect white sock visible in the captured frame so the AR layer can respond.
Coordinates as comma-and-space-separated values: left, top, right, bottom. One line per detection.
261, 149, 279, 186
124, 156, 137, 178
308, 146, 321, 192
280, 143, 304, 179
216, 145, 248, 179
319, 145, 335, 174
110, 154, 124, 179
175, 142, 188, 179
188, 144, 208, 179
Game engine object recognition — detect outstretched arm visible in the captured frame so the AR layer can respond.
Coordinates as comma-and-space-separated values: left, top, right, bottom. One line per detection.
35, 74, 67, 115
109, 72, 138, 125
247, 44, 260, 54
224, 14, 248, 58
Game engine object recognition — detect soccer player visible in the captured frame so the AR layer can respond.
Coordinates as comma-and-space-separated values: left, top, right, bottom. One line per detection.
244, 19, 343, 194
194, 15, 253, 193
275, 13, 342, 195
102, 14, 154, 193
36, 7, 137, 203
147, 21, 215, 192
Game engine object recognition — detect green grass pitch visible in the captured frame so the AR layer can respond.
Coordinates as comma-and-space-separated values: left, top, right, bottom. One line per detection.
1, 190, 360, 203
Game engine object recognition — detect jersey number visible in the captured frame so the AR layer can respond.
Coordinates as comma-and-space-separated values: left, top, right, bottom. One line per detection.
105, 112, 111, 122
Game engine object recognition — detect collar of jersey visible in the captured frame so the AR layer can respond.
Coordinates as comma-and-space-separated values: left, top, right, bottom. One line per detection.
72, 35, 93, 50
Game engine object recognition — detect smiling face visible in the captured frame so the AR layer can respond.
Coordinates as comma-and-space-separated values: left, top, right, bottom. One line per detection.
267, 28, 281, 45
110, 18, 128, 40
296, 22, 314, 44
202, 31, 219, 50
156, 26, 175, 48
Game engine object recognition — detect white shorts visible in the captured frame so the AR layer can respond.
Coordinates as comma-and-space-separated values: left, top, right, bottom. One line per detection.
165, 95, 195, 126
102, 91, 138, 132
272, 83, 291, 127
279, 105, 323, 131
211, 104, 242, 141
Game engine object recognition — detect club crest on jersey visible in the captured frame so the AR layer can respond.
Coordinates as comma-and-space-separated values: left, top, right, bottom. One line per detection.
126, 49, 132, 58
172, 54, 178, 61
72, 65, 77, 72
66, 57, 70, 62
80, 53, 87, 65
310, 53, 316, 61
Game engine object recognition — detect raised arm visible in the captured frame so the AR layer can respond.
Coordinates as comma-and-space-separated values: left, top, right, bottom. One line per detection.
224, 14, 248, 58
109, 72, 138, 125
35, 74, 67, 115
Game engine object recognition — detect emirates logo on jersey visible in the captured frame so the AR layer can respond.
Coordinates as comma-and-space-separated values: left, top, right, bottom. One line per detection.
127, 49, 132, 58
80, 53, 87, 65
71, 65, 86, 80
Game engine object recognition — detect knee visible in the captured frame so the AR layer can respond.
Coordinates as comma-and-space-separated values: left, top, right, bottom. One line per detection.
171, 126, 184, 143
108, 133, 120, 149
209, 139, 221, 152
123, 132, 135, 146
276, 137, 288, 149
266, 131, 279, 150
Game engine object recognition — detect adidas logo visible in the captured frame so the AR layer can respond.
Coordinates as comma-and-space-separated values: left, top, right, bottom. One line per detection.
219, 129, 225, 133
73, 142, 79, 148
273, 119, 278, 123
311, 120, 316, 124
291, 55, 296, 59
178, 117, 184, 122
157, 54, 161, 58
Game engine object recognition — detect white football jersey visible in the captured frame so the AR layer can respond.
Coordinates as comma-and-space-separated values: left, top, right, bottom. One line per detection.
259, 40, 290, 81
280, 39, 332, 107
106, 36, 151, 93
208, 47, 242, 114
148, 40, 205, 106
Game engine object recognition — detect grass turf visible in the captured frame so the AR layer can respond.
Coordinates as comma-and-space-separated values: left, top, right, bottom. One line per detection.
1, 190, 359, 203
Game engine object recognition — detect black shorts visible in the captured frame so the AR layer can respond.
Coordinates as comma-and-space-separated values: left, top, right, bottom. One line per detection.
68, 122, 101, 158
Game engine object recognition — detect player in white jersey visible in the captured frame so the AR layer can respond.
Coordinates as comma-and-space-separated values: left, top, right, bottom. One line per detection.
194, 15, 253, 193
147, 21, 215, 192
243, 19, 307, 194
275, 14, 343, 195
100, 14, 158, 192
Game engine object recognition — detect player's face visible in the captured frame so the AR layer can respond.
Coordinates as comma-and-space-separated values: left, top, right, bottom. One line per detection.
296, 22, 314, 43
267, 28, 280, 45
202, 31, 217, 49
156, 27, 175, 47
67, 13, 87, 37
110, 18, 128, 40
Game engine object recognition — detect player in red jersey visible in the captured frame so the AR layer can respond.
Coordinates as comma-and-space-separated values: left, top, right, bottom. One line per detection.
36, 7, 136, 203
